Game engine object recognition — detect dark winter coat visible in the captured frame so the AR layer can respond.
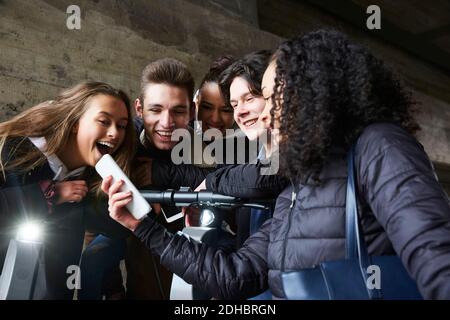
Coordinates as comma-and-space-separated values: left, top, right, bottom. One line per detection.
133, 123, 450, 299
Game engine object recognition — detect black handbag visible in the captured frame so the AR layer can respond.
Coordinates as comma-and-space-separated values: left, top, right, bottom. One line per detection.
281, 146, 423, 300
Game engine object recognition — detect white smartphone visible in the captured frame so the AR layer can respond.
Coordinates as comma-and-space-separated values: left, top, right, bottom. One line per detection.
95, 154, 151, 220
161, 205, 183, 223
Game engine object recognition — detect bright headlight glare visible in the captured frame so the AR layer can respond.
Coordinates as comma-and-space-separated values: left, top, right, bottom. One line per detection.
16, 221, 43, 242
200, 209, 215, 227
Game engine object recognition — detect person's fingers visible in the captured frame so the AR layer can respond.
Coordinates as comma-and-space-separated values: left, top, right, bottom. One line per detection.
108, 180, 124, 199
70, 194, 82, 202
101, 176, 113, 194
78, 190, 88, 198
151, 203, 161, 214
194, 179, 206, 191
108, 192, 131, 215
182, 207, 190, 226
73, 186, 87, 193
112, 197, 132, 211
63, 181, 87, 193
183, 207, 201, 227
72, 185, 87, 194
76, 188, 88, 196
110, 191, 132, 204
75, 190, 87, 199
71, 190, 81, 198
184, 207, 197, 216
78, 188, 89, 194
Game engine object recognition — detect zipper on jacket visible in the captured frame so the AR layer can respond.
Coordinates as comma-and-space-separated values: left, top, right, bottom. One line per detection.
281, 180, 297, 272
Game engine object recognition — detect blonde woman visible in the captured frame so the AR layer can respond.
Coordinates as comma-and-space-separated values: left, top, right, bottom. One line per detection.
0, 81, 136, 299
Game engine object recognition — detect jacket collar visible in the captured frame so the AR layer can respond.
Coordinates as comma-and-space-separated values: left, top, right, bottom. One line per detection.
28, 137, 86, 181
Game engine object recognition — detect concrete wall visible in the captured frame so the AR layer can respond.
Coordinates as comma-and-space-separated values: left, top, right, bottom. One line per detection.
0, 0, 280, 120
1, 0, 449, 192
186, 0, 259, 26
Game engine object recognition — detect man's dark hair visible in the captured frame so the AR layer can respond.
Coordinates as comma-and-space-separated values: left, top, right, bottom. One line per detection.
219, 50, 272, 104
140, 58, 195, 103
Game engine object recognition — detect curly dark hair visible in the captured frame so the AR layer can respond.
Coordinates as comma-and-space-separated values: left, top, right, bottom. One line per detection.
273, 29, 419, 183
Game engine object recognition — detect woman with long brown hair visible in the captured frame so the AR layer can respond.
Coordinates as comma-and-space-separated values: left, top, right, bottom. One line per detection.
0, 81, 135, 299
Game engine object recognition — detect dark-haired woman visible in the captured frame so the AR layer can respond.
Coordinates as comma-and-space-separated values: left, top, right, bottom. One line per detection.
105, 30, 450, 299
194, 55, 236, 137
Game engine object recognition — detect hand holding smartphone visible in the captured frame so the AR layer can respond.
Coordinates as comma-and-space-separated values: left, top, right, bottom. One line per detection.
95, 154, 151, 220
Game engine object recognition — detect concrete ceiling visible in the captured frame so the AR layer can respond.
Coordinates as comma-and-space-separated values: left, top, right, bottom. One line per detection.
352, 0, 450, 51
352, 0, 450, 36
304, 0, 450, 73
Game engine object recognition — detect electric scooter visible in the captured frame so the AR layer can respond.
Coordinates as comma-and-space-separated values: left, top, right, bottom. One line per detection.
140, 188, 271, 300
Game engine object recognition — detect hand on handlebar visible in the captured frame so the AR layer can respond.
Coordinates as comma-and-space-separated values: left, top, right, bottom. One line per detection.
195, 180, 206, 191
184, 179, 206, 225
183, 206, 201, 226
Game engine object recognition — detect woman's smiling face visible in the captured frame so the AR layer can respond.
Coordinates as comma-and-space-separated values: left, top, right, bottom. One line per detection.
74, 94, 128, 167
197, 82, 235, 134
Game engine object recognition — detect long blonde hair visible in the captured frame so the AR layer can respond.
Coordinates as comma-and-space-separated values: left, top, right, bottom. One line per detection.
0, 81, 136, 196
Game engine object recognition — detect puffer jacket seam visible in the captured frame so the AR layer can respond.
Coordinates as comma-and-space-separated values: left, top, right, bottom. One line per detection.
361, 140, 414, 176
298, 205, 345, 211
370, 167, 434, 203
384, 195, 448, 228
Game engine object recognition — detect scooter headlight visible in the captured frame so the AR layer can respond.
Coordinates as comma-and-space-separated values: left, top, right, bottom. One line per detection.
199, 208, 224, 228
16, 221, 43, 243
200, 208, 215, 227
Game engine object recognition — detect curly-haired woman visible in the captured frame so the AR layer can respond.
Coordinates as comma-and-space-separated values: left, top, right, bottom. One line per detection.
103, 30, 450, 299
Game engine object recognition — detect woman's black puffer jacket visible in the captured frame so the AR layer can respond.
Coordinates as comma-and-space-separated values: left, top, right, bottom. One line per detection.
134, 123, 450, 299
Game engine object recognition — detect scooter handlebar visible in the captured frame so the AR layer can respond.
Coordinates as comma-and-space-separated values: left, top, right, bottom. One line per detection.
140, 189, 270, 210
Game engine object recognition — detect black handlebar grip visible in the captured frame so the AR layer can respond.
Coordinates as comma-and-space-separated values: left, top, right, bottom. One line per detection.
141, 190, 239, 206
